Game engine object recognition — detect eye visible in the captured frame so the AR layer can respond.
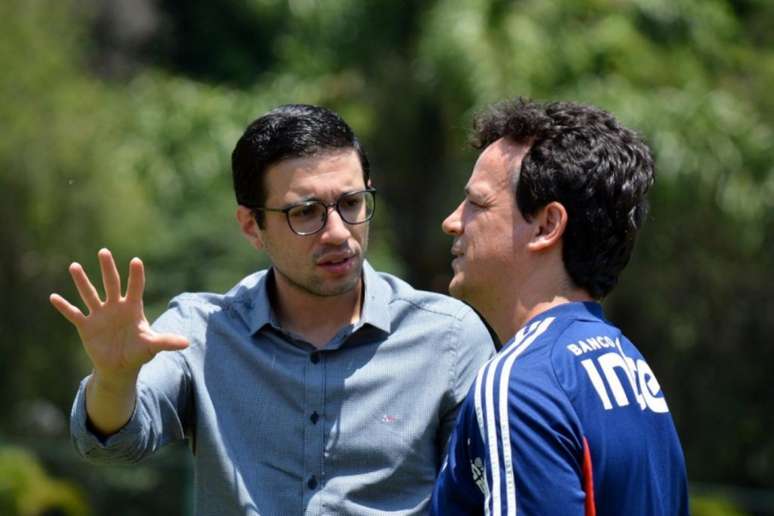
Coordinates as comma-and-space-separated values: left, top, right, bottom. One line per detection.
340, 196, 362, 209
289, 202, 323, 221
466, 198, 486, 209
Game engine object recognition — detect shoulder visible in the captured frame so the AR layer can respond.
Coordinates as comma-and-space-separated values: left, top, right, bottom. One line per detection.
375, 270, 480, 323
154, 270, 270, 336
475, 304, 621, 413
502, 303, 642, 417
367, 269, 494, 376
169, 270, 267, 312
503, 304, 620, 373
374, 270, 494, 355
468, 312, 594, 452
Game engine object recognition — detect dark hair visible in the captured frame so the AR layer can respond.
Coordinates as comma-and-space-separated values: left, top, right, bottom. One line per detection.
231, 104, 370, 226
472, 98, 655, 299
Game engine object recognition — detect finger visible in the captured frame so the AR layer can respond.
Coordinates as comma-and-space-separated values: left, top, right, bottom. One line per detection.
69, 262, 102, 312
125, 257, 145, 302
148, 333, 190, 352
49, 293, 87, 327
98, 248, 122, 302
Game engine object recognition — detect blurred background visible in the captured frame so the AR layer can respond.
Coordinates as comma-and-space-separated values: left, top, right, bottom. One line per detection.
1, 0, 772, 514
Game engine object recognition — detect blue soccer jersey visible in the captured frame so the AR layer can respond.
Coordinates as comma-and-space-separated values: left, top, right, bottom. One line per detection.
432, 302, 688, 516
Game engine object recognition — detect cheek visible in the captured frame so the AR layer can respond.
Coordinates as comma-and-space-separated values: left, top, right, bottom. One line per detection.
471, 229, 512, 262
348, 223, 369, 247
264, 235, 312, 263
360, 224, 370, 244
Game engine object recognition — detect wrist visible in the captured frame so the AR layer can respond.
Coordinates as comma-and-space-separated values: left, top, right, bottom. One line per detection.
90, 368, 139, 396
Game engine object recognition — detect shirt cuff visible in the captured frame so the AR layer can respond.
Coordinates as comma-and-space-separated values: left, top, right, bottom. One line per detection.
69, 375, 144, 461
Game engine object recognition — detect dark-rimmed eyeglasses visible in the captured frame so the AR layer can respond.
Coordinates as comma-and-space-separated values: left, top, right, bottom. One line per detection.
250, 188, 376, 236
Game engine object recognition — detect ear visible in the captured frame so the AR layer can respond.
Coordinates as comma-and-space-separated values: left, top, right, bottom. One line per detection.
236, 206, 264, 251
527, 201, 567, 252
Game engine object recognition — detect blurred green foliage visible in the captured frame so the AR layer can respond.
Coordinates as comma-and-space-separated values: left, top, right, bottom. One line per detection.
0, 446, 89, 516
2, 0, 772, 514
693, 494, 751, 516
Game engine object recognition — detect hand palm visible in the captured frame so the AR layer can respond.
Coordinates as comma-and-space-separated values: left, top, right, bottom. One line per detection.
78, 299, 155, 375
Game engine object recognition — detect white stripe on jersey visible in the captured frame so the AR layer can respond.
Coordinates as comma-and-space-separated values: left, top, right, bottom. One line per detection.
474, 317, 555, 516
483, 351, 502, 515
497, 317, 555, 514
475, 323, 528, 516
473, 363, 491, 516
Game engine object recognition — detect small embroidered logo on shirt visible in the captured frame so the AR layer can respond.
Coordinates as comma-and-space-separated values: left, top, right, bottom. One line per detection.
381, 414, 398, 423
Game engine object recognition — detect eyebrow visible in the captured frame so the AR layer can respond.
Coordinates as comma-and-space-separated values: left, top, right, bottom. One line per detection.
285, 189, 364, 206
464, 186, 484, 199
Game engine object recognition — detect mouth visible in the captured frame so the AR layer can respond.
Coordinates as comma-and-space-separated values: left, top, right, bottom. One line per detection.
316, 250, 357, 275
449, 243, 464, 270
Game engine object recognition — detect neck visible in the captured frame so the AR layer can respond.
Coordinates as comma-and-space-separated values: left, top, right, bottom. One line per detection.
270, 273, 363, 349
484, 270, 593, 344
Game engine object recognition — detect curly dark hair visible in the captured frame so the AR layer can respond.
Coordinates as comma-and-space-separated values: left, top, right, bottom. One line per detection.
231, 104, 370, 226
471, 98, 655, 299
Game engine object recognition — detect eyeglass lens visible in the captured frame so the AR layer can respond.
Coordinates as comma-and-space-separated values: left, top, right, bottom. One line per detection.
287, 190, 374, 234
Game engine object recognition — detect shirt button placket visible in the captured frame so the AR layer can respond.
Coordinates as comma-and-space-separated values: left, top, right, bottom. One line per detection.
304, 350, 325, 505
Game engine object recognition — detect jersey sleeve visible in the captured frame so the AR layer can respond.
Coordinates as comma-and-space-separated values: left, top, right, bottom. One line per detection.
490, 356, 587, 516
435, 325, 590, 516
432, 383, 487, 516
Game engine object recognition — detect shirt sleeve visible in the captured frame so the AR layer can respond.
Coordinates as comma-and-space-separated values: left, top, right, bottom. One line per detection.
437, 307, 496, 463
70, 297, 194, 464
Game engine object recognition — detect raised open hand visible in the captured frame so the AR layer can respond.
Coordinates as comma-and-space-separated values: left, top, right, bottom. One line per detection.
50, 249, 189, 384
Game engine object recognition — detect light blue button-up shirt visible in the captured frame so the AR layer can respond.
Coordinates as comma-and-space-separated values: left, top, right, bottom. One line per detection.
71, 261, 494, 515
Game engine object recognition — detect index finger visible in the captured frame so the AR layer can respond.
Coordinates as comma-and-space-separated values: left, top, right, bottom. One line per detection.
69, 262, 102, 312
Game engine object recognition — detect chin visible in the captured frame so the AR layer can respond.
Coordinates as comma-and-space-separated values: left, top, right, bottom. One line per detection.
315, 269, 363, 297
448, 278, 464, 300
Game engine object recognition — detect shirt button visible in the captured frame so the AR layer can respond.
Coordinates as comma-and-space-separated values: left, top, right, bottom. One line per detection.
310, 352, 320, 364
310, 411, 319, 424
307, 476, 318, 490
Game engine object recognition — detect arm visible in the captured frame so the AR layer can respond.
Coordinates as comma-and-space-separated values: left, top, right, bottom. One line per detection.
50, 248, 189, 436
437, 308, 495, 462
432, 392, 487, 516
485, 363, 587, 515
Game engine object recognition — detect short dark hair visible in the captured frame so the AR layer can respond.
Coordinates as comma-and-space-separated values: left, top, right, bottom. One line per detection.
472, 98, 655, 299
231, 104, 370, 226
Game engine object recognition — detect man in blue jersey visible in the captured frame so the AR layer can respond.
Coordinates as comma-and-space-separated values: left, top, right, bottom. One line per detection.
433, 98, 689, 515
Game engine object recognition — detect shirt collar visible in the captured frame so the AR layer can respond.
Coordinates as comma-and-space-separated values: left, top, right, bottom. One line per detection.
523, 300, 606, 328
229, 269, 279, 336
358, 261, 392, 334
237, 260, 392, 336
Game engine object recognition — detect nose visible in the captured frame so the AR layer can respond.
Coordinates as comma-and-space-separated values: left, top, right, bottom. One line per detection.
319, 206, 352, 244
442, 201, 463, 236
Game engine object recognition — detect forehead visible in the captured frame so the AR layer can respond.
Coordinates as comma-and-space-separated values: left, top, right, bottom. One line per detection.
264, 149, 364, 203
467, 138, 529, 192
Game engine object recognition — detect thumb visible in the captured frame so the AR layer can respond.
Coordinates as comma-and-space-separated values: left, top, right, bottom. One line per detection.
148, 332, 190, 352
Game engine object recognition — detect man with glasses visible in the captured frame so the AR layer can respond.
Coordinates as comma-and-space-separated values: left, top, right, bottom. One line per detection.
51, 104, 494, 515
